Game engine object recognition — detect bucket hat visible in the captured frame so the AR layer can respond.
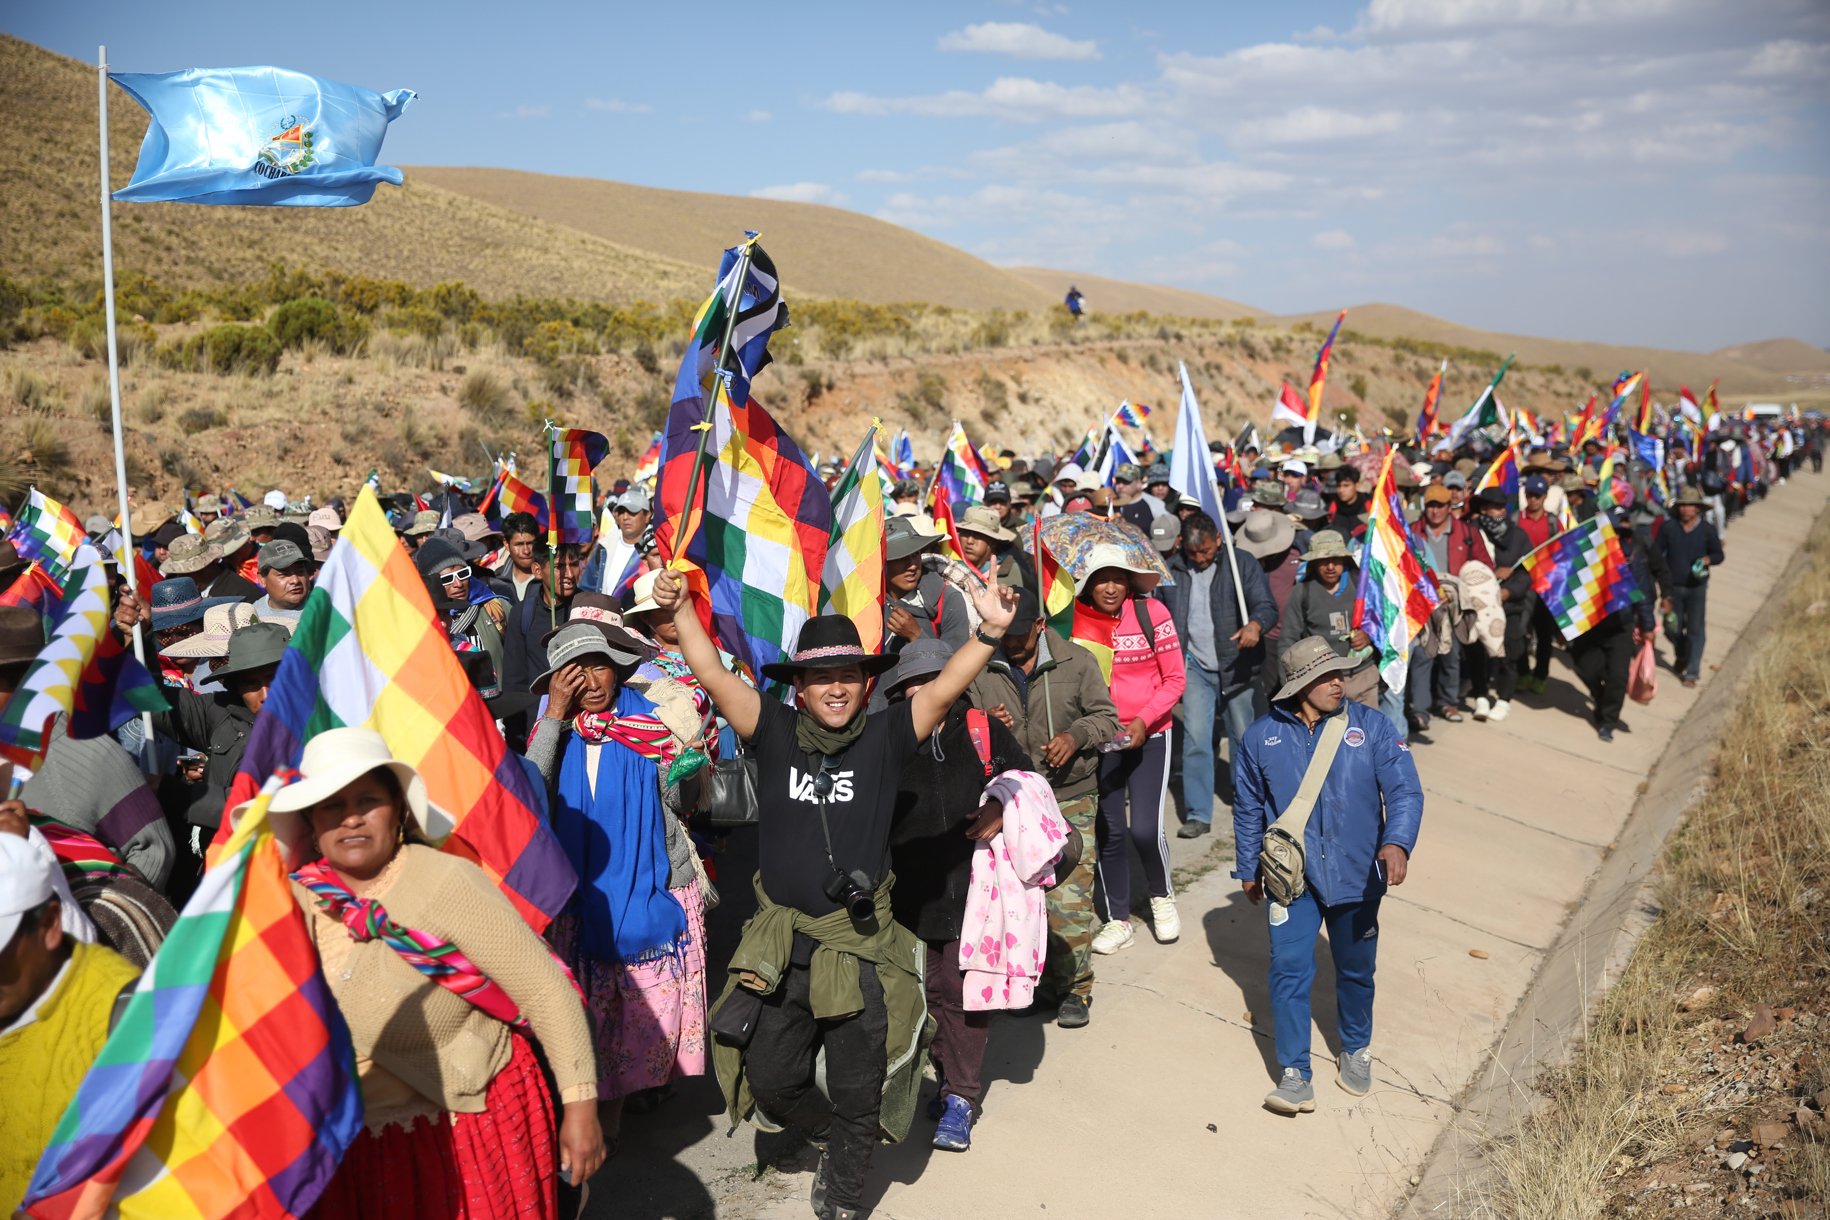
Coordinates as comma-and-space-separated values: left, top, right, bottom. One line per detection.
882, 637, 953, 698
1248, 484, 1287, 510
242, 505, 283, 531
194, 494, 222, 516
1073, 543, 1162, 596
539, 591, 656, 659
957, 505, 1015, 543
885, 515, 944, 561
1274, 635, 1359, 701
404, 510, 440, 538
148, 577, 239, 631
1673, 486, 1706, 507
759, 615, 896, 683
203, 516, 252, 556
1298, 531, 1353, 563
531, 621, 649, 695
209, 622, 292, 685
1288, 488, 1328, 522
1235, 509, 1296, 559
161, 602, 270, 658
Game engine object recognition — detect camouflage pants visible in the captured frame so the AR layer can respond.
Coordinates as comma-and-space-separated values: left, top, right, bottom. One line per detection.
1045, 792, 1099, 1001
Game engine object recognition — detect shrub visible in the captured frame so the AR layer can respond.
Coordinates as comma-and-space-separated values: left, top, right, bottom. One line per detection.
975, 371, 1008, 417
1348, 373, 1369, 400
523, 319, 598, 366
8, 368, 57, 413
82, 380, 114, 431
896, 370, 946, 426
381, 304, 447, 341
269, 297, 368, 353
632, 341, 661, 375
184, 324, 282, 375
178, 406, 228, 434
457, 369, 516, 426
137, 385, 168, 424
21, 418, 72, 478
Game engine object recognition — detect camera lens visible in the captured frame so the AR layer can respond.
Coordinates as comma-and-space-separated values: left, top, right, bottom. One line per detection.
845, 887, 875, 923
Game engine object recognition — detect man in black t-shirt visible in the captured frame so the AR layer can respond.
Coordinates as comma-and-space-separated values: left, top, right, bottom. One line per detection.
649, 569, 1016, 1220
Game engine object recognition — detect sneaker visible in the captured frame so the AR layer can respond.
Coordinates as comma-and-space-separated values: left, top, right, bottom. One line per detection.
1405, 710, 1431, 734
1091, 919, 1135, 955
1264, 1067, 1315, 1115
932, 1094, 974, 1152
1056, 994, 1091, 1028
1472, 696, 1491, 721
1149, 896, 1181, 943
1597, 724, 1614, 743
1337, 1047, 1373, 1096
1177, 820, 1211, 840
1487, 699, 1510, 723
810, 1148, 831, 1215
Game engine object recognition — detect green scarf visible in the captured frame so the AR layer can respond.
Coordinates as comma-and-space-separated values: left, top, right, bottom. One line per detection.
795, 709, 866, 756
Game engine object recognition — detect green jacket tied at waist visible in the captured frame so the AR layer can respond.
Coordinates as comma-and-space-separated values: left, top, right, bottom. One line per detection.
713, 873, 935, 1145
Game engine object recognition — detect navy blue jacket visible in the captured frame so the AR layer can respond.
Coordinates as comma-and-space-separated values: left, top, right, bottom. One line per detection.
1232, 700, 1424, 906
1158, 549, 1279, 686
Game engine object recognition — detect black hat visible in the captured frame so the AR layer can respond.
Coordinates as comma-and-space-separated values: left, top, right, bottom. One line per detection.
984, 481, 1012, 504
1006, 586, 1040, 634
1472, 487, 1511, 509
759, 615, 896, 682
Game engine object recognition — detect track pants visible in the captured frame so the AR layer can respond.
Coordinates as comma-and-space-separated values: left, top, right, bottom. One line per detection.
1094, 728, 1173, 922
925, 939, 989, 1107
1268, 890, 1382, 1080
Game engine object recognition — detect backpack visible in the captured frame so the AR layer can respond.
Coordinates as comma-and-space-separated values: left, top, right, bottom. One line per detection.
964, 707, 993, 778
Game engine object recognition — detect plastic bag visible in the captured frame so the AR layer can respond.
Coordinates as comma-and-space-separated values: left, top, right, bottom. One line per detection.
1628, 638, 1658, 704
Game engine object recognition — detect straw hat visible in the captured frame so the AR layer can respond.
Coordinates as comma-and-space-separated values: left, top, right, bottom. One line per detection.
259, 728, 433, 859
625, 569, 663, 617
1274, 635, 1358, 701
161, 602, 272, 658
1073, 542, 1162, 596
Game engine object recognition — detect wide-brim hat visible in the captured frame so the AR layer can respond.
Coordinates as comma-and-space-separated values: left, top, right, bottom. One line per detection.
209, 622, 293, 684
1235, 509, 1296, 559
531, 621, 649, 695
1274, 635, 1359, 701
539, 592, 656, 659
242, 505, 283, 531
1299, 530, 1354, 563
194, 494, 223, 515
148, 577, 241, 631
957, 505, 1015, 544
759, 614, 896, 682
250, 728, 433, 865
160, 534, 221, 576
0, 541, 28, 584
885, 515, 944, 561
1072, 543, 1163, 596
204, 517, 252, 555
0, 605, 43, 668
882, 637, 953, 697
162, 602, 276, 658
626, 569, 663, 617
1673, 486, 1706, 507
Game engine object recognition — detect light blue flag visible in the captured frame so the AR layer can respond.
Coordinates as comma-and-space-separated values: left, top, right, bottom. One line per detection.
1169, 361, 1223, 524
110, 67, 414, 207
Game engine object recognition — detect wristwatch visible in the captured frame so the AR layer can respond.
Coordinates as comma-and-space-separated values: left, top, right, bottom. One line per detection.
974, 624, 1005, 647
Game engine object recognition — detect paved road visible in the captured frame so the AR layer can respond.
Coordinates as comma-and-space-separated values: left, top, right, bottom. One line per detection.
590, 474, 1825, 1220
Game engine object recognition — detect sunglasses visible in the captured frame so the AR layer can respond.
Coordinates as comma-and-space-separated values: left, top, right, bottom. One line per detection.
439, 565, 471, 583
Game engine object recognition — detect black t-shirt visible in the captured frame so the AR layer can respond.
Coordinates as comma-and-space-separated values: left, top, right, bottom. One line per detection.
749, 697, 921, 916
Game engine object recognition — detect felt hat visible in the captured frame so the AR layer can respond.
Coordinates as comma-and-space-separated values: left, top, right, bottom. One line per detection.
1288, 488, 1328, 522
531, 621, 649, 695
539, 591, 656, 659
209, 622, 292, 685
1299, 531, 1353, 563
759, 614, 896, 683
885, 514, 944, 561
148, 577, 239, 631
161, 602, 272, 658
882, 637, 953, 697
1673, 485, 1706, 507
0, 541, 28, 584
1235, 509, 1296, 559
1274, 635, 1359, 701
1073, 543, 1162, 596
957, 505, 1014, 543
0, 605, 43, 670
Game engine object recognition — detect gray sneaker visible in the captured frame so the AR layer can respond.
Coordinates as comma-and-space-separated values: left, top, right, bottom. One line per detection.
1337, 1047, 1373, 1096
1264, 1067, 1315, 1114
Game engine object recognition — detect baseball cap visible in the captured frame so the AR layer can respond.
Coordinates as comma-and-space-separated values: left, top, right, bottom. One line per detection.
1149, 514, 1181, 554
984, 481, 1012, 504
610, 488, 651, 513
1281, 459, 1308, 477
1006, 586, 1040, 634
1423, 484, 1455, 505
1524, 475, 1550, 496
1442, 471, 1468, 489
257, 539, 308, 573
0, 831, 58, 949
1114, 462, 1143, 483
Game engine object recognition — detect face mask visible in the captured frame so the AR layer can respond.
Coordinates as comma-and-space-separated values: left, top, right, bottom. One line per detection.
1477, 514, 1508, 540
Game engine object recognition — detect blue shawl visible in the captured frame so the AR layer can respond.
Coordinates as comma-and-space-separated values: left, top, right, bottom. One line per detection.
553, 686, 687, 964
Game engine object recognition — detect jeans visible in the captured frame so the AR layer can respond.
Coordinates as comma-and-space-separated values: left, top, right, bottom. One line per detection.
745, 961, 889, 1211
1407, 635, 1462, 716
1267, 890, 1382, 1079
1666, 585, 1709, 679
1095, 729, 1174, 922
1572, 616, 1633, 728
1180, 663, 1257, 825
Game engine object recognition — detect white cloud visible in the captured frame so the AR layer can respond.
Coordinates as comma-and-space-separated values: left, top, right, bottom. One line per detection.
749, 182, 849, 205
856, 168, 915, 183
1234, 107, 1405, 146
745, 109, 772, 122
585, 97, 652, 114
1312, 229, 1357, 250
938, 21, 1101, 60
499, 104, 549, 120
823, 77, 1146, 123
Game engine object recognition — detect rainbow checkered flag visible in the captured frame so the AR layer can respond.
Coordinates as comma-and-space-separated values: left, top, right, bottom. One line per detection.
1354, 450, 1442, 688
548, 426, 608, 545
1520, 514, 1642, 641
24, 771, 361, 1218
820, 425, 887, 652
7, 488, 87, 582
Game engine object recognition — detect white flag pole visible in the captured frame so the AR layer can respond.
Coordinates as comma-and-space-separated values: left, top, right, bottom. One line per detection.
97, 45, 156, 768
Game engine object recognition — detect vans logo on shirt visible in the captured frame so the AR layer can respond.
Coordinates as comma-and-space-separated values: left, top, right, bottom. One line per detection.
789, 766, 855, 804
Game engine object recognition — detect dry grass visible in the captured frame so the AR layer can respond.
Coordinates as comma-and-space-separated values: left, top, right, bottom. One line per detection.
1478, 515, 1830, 1218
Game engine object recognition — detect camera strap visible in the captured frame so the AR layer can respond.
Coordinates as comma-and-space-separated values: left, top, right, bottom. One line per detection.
811, 754, 843, 876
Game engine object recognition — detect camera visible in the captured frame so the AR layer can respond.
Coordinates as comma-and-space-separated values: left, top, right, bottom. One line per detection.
823, 867, 877, 923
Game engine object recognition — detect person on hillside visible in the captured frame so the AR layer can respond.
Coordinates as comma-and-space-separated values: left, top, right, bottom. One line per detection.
884, 515, 969, 656
652, 568, 1016, 1220
884, 638, 1034, 1153
1159, 512, 1278, 840
1467, 488, 1533, 723
1652, 486, 1724, 688
1232, 636, 1423, 1116
1078, 548, 1186, 955
1277, 532, 1380, 710
968, 589, 1120, 1030
1405, 485, 1493, 732
274, 729, 604, 1217
1570, 510, 1665, 741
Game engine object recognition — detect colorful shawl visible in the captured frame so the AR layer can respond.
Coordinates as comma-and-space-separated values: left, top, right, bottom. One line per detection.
31, 813, 137, 885
291, 859, 576, 1027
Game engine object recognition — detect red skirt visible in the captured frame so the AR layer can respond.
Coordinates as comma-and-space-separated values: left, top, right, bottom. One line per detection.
308, 1034, 558, 1220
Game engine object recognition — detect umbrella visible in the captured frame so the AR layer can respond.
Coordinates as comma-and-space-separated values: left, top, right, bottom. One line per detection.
1023, 512, 1174, 585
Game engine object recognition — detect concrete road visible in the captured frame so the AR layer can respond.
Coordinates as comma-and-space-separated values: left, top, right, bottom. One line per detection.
591, 474, 1826, 1220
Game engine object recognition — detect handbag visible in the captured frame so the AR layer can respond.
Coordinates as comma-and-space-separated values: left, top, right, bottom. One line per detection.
1627, 637, 1659, 704
702, 735, 759, 828
1257, 714, 1348, 907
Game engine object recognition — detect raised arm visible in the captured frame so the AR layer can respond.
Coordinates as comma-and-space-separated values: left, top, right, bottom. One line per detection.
911, 580, 1017, 739
648, 568, 763, 739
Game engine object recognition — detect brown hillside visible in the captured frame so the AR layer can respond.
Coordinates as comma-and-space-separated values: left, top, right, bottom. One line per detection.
1005, 267, 1260, 321
1709, 337, 1830, 376
1274, 303, 1796, 396
409, 167, 1052, 311
0, 36, 704, 302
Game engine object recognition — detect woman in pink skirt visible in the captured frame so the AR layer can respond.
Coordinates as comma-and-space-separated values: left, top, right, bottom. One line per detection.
526, 619, 710, 1156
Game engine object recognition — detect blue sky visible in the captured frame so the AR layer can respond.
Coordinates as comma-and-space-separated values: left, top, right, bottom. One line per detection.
11, 1, 1829, 351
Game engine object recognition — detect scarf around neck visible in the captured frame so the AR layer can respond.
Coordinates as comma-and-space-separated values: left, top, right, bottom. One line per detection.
796, 708, 867, 756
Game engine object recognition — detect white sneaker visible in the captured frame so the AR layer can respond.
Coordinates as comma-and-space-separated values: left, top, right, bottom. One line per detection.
1487, 699, 1511, 722
1091, 919, 1135, 955
1472, 696, 1491, 721
1149, 896, 1181, 943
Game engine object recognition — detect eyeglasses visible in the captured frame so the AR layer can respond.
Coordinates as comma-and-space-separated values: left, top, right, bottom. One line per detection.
439, 566, 471, 583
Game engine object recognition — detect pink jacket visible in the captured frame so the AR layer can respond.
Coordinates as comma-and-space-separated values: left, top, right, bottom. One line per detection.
959, 771, 1068, 1012
1108, 599, 1186, 736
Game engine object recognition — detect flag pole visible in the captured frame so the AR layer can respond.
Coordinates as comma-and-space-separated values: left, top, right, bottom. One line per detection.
544, 420, 558, 629
97, 46, 156, 769
670, 237, 756, 570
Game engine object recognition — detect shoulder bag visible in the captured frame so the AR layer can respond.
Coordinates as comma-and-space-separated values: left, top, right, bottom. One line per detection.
1257, 713, 1348, 907
702, 733, 759, 828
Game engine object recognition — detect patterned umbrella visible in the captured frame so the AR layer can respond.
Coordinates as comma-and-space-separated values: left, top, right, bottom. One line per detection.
1023, 512, 1174, 585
